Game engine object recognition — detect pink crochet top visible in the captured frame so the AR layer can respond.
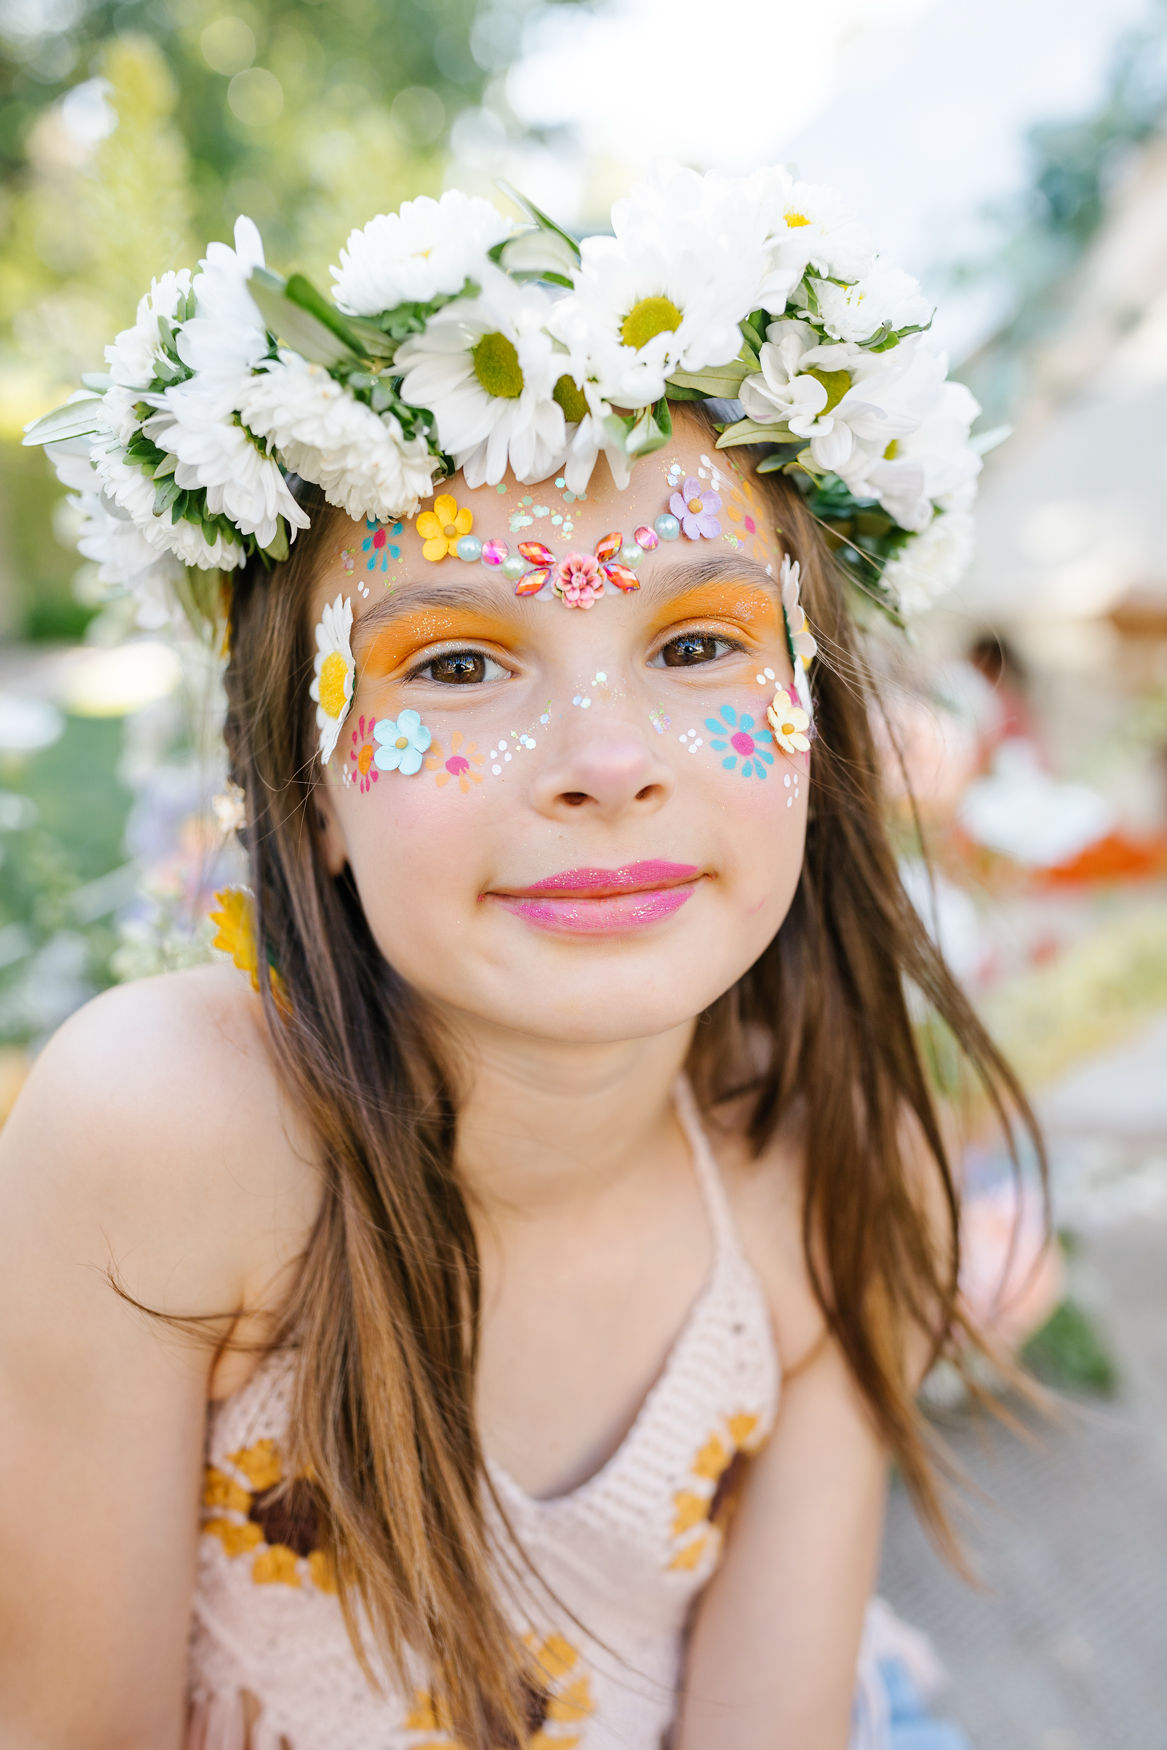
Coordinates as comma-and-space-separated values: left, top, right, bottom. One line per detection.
186, 1080, 892, 1750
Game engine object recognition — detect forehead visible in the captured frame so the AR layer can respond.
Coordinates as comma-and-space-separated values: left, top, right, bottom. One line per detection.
306, 414, 780, 629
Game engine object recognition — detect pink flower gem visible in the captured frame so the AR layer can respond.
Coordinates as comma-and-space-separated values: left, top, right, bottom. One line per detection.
553, 551, 606, 609
481, 538, 509, 566
669, 476, 722, 541
634, 524, 659, 551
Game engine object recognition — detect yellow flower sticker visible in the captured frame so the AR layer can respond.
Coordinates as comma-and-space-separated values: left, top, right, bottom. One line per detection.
416, 493, 473, 562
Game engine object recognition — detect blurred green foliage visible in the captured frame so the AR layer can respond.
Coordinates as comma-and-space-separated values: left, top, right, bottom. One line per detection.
0, 0, 579, 639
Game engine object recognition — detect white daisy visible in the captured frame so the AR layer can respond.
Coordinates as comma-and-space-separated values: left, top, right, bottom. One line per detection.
760, 177, 874, 292
556, 226, 752, 408
778, 554, 818, 717
330, 191, 511, 314
105, 268, 192, 389
309, 593, 355, 764
395, 278, 565, 487
240, 351, 442, 523
543, 329, 632, 495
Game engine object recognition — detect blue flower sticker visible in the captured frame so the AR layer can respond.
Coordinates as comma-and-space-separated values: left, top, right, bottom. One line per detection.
362, 518, 402, 573
373, 709, 432, 776
704, 704, 774, 780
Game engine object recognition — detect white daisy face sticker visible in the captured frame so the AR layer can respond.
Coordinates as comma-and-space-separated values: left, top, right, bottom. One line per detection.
309, 592, 355, 763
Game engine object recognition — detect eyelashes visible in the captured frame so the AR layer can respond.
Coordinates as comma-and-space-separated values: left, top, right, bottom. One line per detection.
394, 628, 749, 687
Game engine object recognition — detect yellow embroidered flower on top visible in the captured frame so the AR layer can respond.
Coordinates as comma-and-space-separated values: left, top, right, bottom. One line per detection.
404, 1630, 594, 1749
416, 493, 473, 561
667, 1410, 766, 1574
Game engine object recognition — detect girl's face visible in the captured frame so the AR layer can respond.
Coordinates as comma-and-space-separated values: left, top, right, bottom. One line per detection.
311, 420, 809, 1045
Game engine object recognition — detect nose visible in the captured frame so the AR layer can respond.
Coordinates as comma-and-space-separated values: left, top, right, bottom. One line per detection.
531, 723, 675, 822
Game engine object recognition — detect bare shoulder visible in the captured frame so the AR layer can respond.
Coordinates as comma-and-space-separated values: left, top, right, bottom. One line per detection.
0, 965, 323, 1331
705, 1097, 830, 1377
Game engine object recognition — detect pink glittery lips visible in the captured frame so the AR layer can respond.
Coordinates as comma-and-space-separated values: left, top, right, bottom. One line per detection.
488, 861, 702, 936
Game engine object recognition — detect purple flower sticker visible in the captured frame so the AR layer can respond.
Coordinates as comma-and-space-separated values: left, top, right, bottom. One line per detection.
669, 476, 722, 541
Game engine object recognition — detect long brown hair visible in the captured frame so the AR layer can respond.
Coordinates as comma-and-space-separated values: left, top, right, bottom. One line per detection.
220, 415, 1045, 1744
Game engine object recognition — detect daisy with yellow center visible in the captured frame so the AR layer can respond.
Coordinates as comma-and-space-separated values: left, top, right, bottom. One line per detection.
767, 685, 811, 755
416, 492, 473, 562
309, 592, 355, 763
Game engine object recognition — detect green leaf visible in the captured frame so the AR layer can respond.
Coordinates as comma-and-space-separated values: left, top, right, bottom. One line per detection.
625, 398, 672, 458
498, 227, 580, 283
22, 394, 104, 446
153, 476, 181, 517
338, 315, 400, 360
262, 520, 290, 563
715, 417, 798, 450
152, 452, 178, 480
495, 180, 581, 265
248, 267, 362, 367
667, 356, 753, 398
81, 371, 112, 392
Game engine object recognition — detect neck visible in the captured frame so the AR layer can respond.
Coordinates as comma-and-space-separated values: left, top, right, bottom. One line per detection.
443, 1016, 696, 1219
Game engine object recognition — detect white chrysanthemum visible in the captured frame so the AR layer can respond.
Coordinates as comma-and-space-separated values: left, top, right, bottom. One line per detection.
90, 436, 246, 572
761, 177, 874, 292
240, 351, 442, 522
740, 319, 935, 476
396, 279, 566, 487
556, 226, 754, 407
803, 258, 933, 346
146, 388, 309, 550
610, 161, 772, 309
881, 509, 975, 613
149, 216, 307, 549
309, 593, 355, 763
52, 448, 185, 629
330, 191, 511, 315
175, 216, 269, 413
856, 379, 982, 534
105, 269, 192, 390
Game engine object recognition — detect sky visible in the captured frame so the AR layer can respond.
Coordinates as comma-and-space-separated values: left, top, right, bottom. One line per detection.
504, 0, 1158, 356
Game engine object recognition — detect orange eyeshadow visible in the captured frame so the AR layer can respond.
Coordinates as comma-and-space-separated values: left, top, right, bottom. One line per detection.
360, 610, 518, 675
650, 582, 779, 636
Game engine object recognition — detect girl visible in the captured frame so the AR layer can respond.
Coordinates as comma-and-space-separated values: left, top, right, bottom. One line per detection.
2, 168, 1039, 1750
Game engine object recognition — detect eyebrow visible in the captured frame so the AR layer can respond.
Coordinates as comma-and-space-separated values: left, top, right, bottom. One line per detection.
347, 551, 780, 644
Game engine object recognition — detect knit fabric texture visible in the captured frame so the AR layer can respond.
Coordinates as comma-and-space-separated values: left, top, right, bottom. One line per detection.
186, 1079, 893, 1750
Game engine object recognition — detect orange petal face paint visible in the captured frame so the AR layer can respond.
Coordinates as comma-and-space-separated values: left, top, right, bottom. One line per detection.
357, 609, 522, 681
648, 582, 781, 641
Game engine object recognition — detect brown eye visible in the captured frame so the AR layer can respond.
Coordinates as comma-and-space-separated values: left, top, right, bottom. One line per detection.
417, 650, 507, 685
658, 633, 732, 667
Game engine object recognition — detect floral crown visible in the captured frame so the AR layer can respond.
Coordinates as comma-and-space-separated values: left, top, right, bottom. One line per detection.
25, 160, 991, 634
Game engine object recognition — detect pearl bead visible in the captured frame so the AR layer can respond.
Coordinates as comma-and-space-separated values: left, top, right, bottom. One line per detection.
654, 513, 681, 542
621, 542, 644, 568
456, 535, 482, 562
501, 554, 527, 582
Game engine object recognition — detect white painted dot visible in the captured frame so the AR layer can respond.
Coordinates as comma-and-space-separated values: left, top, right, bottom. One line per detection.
504, 752, 512, 762
784, 774, 791, 788
787, 796, 793, 807
491, 764, 502, 775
